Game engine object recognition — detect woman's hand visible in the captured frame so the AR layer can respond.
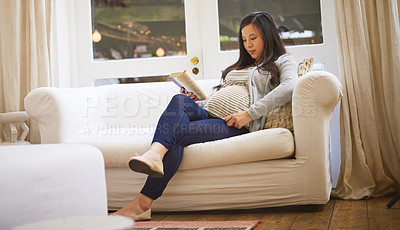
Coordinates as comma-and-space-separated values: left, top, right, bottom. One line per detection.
180, 87, 198, 102
225, 111, 252, 129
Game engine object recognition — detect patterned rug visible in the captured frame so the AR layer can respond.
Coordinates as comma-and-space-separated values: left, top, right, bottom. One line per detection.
133, 220, 261, 229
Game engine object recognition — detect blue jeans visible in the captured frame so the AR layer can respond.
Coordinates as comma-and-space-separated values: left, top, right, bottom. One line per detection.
140, 94, 249, 199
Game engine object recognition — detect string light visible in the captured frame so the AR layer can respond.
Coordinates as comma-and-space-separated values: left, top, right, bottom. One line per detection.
99, 23, 187, 52
92, 29, 102, 43
156, 47, 165, 57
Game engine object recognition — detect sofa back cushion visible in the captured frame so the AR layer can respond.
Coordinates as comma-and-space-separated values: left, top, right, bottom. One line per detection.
86, 79, 219, 129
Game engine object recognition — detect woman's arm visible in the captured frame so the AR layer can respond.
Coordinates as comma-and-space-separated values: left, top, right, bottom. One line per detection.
247, 54, 298, 120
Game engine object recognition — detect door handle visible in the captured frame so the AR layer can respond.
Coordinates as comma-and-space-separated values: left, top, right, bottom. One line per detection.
190, 57, 199, 65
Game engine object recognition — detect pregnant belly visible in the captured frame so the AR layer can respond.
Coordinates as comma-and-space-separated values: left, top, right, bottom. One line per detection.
204, 85, 250, 119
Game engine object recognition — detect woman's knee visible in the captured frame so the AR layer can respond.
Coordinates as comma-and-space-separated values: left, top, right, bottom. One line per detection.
169, 94, 194, 109
171, 94, 187, 102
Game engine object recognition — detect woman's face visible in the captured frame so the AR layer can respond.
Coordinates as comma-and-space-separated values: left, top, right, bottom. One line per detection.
241, 24, 264, 62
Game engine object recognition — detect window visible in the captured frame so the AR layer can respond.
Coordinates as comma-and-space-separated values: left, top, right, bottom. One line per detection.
91, 0, 186, 61
218, 0, 323, 51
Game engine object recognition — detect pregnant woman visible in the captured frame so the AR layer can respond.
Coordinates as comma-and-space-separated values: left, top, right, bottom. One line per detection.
112, 11, 298, 221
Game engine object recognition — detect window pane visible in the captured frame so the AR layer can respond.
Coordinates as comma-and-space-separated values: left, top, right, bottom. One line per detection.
218, 0, 323, 51
91, 0, 186, 60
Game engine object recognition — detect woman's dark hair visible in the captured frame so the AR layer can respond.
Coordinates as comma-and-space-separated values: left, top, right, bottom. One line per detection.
219, 11, 286, 88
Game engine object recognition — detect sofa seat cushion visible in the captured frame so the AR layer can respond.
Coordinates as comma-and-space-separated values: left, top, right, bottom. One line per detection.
68, 128, 294, 170
180, 128, 294, 170
67, 128, 154, 168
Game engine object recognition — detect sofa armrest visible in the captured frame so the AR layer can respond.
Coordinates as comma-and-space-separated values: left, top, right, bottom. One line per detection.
292, 70, 341, 192
24, 87, 101, 143
293, 71, 341, 161
291, 71, 341, 200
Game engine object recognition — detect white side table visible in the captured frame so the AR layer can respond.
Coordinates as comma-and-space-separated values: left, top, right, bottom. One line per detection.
12, 215, 134, 230
0, 111, 30, 145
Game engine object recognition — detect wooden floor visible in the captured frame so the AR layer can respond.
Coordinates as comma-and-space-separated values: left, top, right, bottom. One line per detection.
148, 195, 400, 229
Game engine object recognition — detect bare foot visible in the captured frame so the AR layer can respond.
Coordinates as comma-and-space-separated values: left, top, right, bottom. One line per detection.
113, 194, 153, 219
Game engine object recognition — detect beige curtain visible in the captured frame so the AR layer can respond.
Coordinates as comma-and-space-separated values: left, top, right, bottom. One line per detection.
0, 0, 54, 143
334, 0, 400, 199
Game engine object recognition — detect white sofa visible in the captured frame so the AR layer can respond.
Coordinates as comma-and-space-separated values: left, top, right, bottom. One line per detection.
24, 71, 341, 211
0, 144, 107, 230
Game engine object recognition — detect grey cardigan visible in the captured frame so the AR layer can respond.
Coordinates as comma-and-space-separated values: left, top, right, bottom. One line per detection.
247, 53, 298, 132
200, 53, 298, 132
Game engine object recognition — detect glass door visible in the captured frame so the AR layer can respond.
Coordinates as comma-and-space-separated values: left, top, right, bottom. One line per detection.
75, 0, 204, 86
75, 0, 338, 83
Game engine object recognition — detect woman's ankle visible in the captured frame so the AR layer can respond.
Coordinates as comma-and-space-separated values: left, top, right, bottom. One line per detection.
137, 193, 153, 211
115, 194, 152, 216
142, 150, 163, 162
143, 142, 168, 162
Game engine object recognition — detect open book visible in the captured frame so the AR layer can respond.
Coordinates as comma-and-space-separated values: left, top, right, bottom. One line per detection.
169, 70, 208, 100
